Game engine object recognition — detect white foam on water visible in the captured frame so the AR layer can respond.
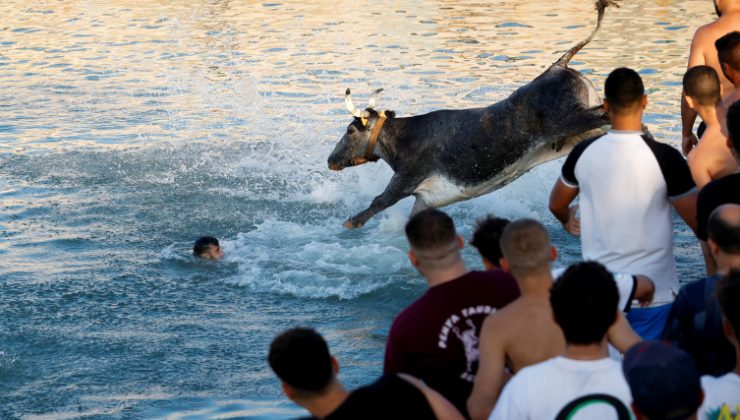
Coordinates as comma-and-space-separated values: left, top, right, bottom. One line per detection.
223, 219, 407, 299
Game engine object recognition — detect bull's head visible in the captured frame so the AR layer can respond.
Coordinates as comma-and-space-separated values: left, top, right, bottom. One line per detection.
328, 88, 393, 171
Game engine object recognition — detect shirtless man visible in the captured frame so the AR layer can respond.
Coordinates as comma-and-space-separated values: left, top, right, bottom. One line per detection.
681, 0, 740, 156
466, 219, 640, 420
684, 66, 737, 188
717, 32, 740, 134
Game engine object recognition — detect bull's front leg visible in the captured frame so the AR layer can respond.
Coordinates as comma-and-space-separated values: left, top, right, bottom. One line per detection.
344, 174, 413, 229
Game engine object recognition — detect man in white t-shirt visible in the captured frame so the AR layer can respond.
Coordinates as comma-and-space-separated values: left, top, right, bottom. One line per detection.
699, 271, 740, 419
549, 67, 698, 340
489, 262, 633, 420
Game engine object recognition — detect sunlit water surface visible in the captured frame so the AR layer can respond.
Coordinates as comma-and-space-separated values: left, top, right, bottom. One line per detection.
0, 0, 711, 418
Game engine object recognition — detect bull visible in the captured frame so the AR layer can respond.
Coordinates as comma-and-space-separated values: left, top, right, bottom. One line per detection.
328, 0, 619, 228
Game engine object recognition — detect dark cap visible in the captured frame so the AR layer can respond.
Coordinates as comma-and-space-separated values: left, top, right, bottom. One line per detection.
622, 341, 702, 420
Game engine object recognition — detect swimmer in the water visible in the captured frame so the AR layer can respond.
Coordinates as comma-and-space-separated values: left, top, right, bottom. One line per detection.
193, 236, 224, 260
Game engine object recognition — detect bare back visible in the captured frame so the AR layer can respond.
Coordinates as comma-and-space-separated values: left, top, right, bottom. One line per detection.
689, 13, 740, 95
496, 297, 565, 372
688, 123, 738, 187
467, 295, 565, 420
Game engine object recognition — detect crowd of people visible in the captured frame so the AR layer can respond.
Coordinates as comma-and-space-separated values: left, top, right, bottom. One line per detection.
248, 5, 740, 420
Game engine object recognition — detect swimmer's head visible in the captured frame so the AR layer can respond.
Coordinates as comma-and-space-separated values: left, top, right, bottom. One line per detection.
683, 66, 721, 108
603, 68, 646, 116
470, 215, 510, 270
716, 31, 740, 82
193, 236, 224, 260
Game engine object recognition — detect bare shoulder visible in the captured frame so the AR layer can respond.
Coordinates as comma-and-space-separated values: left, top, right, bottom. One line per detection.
481, 302, 519, 335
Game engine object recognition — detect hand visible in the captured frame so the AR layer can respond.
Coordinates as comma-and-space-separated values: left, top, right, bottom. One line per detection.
563, 205, 580, 236
682, 132, 698, 157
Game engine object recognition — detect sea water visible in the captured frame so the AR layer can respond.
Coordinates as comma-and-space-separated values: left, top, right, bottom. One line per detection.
0, 1, 708, 418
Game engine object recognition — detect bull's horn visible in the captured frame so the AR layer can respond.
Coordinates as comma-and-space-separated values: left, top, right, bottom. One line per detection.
368, 88, 384, 109
344, 88, 363, 118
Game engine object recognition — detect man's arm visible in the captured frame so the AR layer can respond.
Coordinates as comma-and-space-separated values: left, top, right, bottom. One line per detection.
398, 373, 464, 420
467, 315, 508, 420
607, 311, 641, 352
682, 28, 708, 156
549, 179, 581, 236
634, 275, 655, 307
671, 191, 699, 235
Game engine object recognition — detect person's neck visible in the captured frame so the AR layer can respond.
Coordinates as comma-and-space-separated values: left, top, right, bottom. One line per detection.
300, 383, 350, 419
698, 106, 720, 130
714, 255, 740, 276
513, 269, 553, 297
609, 114, 643, 132
423, 260, 469, 287
563, 339, 609, 361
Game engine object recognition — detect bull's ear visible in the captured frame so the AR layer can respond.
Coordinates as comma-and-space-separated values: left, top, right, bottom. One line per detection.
384, 110, 396, 119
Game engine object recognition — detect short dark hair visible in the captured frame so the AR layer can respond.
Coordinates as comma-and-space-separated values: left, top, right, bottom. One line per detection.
268, 328, 333, 393
193, 236, 219, 257
470, 216, 511, 267
551, 261, 619, 345
716, 271, 740, 338
405, 209, 456, 251
683, 66, 721, 106
716, 31, 740, 72
499, 219, 551, 274
604, 68, 645, 112
728, 101, 740, 154
707, 204, 740, 254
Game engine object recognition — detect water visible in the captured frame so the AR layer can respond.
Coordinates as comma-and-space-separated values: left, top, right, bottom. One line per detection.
0, 1, 710, 418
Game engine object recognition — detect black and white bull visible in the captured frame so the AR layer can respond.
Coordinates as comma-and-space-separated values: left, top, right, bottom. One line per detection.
328, 0, 618, 228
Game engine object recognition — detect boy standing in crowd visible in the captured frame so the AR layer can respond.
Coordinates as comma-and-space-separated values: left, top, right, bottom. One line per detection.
489, 262, 633, 420
384, 209, 520, 417
549, 68, 698, 339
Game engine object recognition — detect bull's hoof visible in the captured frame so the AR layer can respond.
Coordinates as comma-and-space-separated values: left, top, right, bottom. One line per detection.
343, 219, 364, 229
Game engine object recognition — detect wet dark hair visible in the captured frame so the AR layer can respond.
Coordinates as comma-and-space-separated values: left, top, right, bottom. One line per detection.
716, 31, 740, 72
405, 209, 456, 251
268, 328, 333, 393
193, 236, 219, 257
683, 66, 721, 106
716, 271, 740, 338
708, 205, 740, 254
471, 216, 511, 268
604, 68, 645, 112
551, 261, 619, 345
728, 101, 740, 154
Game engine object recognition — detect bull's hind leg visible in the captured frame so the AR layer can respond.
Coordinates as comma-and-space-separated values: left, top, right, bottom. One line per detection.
410, 196, 430, 216
343, 174, 413, 229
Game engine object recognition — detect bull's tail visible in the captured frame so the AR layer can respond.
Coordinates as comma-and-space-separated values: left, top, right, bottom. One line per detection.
555, 0, 620, 67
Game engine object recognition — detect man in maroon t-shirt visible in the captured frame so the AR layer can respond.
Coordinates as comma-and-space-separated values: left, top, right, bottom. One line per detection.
383, 209, 520, 417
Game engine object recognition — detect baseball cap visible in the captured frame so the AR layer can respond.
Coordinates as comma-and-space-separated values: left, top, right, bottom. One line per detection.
622, 341, 702, 420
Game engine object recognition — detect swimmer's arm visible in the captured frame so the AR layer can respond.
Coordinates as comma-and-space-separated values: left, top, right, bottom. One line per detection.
398, 373, 464, 420
634, 275, 655, 307
607, 311, 641, 352
467, 315, 507, 420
